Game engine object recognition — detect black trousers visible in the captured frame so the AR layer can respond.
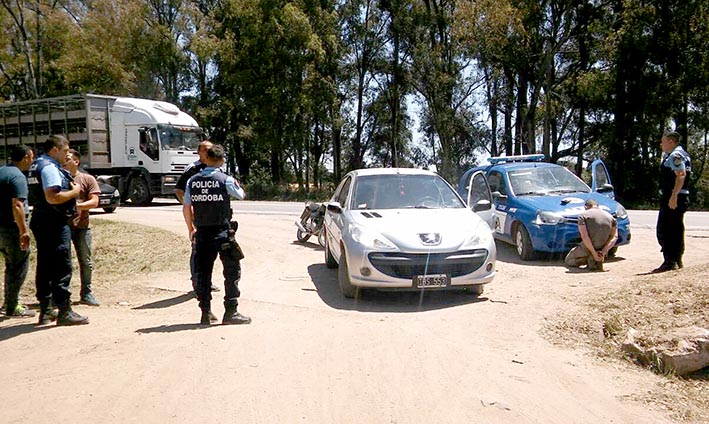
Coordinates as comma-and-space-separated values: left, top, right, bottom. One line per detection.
194, 226, 241, 311
656, 194, 689, 264
30, 217, 73, 309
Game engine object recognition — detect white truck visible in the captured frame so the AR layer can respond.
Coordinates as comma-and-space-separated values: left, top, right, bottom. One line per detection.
0, 94, 202, 205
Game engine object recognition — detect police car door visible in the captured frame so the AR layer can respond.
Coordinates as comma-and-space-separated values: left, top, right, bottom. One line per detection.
324, 175, 352, 261
590, 159, 616, 200
465, 171, 494, 229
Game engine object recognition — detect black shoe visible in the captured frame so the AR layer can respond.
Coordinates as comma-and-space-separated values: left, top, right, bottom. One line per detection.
210, 284, 220, 292
200, 310, 212, 325
80, 293, 100, 306
222, 310, 251, 325
38, 309, 59, 325
651, 262, 679, 273
677, 259, 683, 269
57, 310, 89, 326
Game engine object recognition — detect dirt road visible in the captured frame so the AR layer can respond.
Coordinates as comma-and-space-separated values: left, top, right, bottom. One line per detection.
2, 202, 706, 423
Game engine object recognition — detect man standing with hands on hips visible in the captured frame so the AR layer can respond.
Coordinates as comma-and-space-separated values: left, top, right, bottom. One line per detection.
28, 135, 87, 325
182, 144, 250, 326
653, 131, 692, 273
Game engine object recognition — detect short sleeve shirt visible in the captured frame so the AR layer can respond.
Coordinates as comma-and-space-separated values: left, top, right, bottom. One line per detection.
0, 164, 29, 228
70, 172, 100, 229
578, 207, 617, 250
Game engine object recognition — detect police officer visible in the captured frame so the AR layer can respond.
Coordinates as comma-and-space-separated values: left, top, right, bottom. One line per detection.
653, 131, 692, 273
182, 144, 250, 325
28, 135, 87, 325
175, 140, 220, 298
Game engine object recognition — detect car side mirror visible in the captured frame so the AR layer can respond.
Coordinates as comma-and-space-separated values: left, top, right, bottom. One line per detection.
491, 191, 507, 200
473, 199, 491, 212
597, 183, 614, 193
327, 202, 342, 214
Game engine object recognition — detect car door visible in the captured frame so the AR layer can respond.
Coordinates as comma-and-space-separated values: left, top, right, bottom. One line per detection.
465, 170, 494, 229
325, 175, 352, 260
590, 159, 616, 199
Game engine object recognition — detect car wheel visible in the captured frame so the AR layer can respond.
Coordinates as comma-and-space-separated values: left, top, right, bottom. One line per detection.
103, 207, 116, 213
465, 284, 484, 295
128, 177, 153, 205
324, 230, 338, 269
514, 224, 535, 261
337, 249, 358, 298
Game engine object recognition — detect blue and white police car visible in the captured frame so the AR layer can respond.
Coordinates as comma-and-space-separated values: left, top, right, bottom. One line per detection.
457, 154, 631, 260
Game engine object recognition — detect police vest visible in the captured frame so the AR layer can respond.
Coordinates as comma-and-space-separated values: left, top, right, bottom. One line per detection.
660, 147, 691, 198
27, 156, 77, 222
189, 171, 232, 227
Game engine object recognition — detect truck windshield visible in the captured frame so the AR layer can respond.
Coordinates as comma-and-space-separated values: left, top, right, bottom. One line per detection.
158, 125, 202, 151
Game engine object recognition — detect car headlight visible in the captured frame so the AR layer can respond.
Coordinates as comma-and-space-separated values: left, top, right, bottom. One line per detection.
113, 189, 120, 197
349, 223, 397, 250
461, 221, 493, 249
615, 204, 628, 219
534, 211, 564, 225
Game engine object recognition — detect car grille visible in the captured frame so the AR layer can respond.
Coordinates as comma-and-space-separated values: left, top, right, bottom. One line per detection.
367, 249, 488, 279
171, 164, 187, 173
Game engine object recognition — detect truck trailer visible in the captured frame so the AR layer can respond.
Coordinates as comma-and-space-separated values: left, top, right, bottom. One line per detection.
0, 93, 202, 205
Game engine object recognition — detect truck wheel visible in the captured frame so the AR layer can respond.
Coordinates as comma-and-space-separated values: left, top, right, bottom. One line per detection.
128, 177, 153, 205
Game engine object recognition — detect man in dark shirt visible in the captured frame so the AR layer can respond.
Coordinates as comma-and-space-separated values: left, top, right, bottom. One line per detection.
0, 145, 35, 317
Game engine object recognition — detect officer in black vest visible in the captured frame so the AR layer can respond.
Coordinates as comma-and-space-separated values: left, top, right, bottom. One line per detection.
182, 144, 250, 325
27, 135, 87, 325
653, 131, 692, 273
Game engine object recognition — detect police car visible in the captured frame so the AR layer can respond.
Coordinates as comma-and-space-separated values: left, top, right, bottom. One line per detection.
457, 154, 631, 260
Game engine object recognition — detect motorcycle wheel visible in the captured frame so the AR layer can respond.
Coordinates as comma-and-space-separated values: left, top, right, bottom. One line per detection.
297, 217, 312, 242
317, 229, 326, 247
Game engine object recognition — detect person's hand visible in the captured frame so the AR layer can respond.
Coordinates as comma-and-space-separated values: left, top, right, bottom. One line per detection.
189, 228, 196, 242
669, 194, 678, 210
19, 232, 30, 250
593, 251, 604, 262
70, 182, 80, 197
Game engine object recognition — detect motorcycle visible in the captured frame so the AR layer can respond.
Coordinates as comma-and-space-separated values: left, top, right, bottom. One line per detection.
295, 201, 327, 247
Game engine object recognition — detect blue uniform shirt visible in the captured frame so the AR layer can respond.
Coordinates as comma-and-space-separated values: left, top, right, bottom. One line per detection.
184, 167, 245, 205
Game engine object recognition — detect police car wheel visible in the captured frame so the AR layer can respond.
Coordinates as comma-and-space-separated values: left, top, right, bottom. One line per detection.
514, 225, 535, 261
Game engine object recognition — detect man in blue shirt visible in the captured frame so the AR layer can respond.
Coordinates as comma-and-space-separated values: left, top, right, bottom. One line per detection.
0, 145, 35, 317
653, 131, 692, 273
183, 144, 250, 325
27, 135, 86, 325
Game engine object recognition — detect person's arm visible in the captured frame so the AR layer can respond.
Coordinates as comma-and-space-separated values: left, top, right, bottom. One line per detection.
579, 222, 603, 262
11, 198, 30, 250
668, 170, 686, 210
182, 203, 195, 240
76, 192, 99, 210
44, 183, 79, 204
225, 176, 245, 200
175, 189, 185, 204
600, 223, 618, 258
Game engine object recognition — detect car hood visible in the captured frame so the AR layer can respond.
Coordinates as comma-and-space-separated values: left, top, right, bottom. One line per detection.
516, 193, 622, 217
348, 208, 488, 251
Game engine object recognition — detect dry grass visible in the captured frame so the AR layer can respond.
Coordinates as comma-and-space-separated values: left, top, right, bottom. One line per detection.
0, 219, 191, 305
542, 264, 709, 422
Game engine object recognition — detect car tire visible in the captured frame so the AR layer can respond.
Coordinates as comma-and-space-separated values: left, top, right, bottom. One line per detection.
103, 207, 116, 213
324, 229, 338, 269
514, 224, 535, 261
128, 177, 153, 205
337, 249, 358, 298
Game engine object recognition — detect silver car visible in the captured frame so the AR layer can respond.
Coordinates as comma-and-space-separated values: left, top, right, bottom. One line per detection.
323, 168, 496, 298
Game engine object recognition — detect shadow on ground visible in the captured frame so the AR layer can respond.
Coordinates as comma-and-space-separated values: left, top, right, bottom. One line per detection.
132, 292, 194, 310
308, 263, 488, 313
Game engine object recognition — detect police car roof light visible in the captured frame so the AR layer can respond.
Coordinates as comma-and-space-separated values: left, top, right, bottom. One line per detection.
487, 154, 546, 164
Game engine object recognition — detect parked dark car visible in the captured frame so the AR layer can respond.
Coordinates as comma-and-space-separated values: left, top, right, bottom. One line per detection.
97, 182, 121, 213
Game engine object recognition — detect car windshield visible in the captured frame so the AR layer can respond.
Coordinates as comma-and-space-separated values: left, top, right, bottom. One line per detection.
352, 174, 465, 210
508, 166, 590, 196
158, 124, 202, 151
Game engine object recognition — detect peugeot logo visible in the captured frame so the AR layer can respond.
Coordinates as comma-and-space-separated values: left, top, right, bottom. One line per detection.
419, 233, 441, 246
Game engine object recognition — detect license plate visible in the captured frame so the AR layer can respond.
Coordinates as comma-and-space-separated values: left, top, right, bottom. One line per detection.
100, 198, 110, 205
414, 274, 449, 288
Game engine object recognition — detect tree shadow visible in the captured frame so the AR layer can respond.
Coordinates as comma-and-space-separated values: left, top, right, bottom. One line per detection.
132, 292, 195, 310
307, 263, 488, 313
135, 323, 215, 334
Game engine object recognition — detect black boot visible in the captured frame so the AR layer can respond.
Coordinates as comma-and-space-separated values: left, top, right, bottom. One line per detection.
200, 309, 213, 325
57, 306, 89, 326
222, 306, 251, 325
38, 300, 58, 325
